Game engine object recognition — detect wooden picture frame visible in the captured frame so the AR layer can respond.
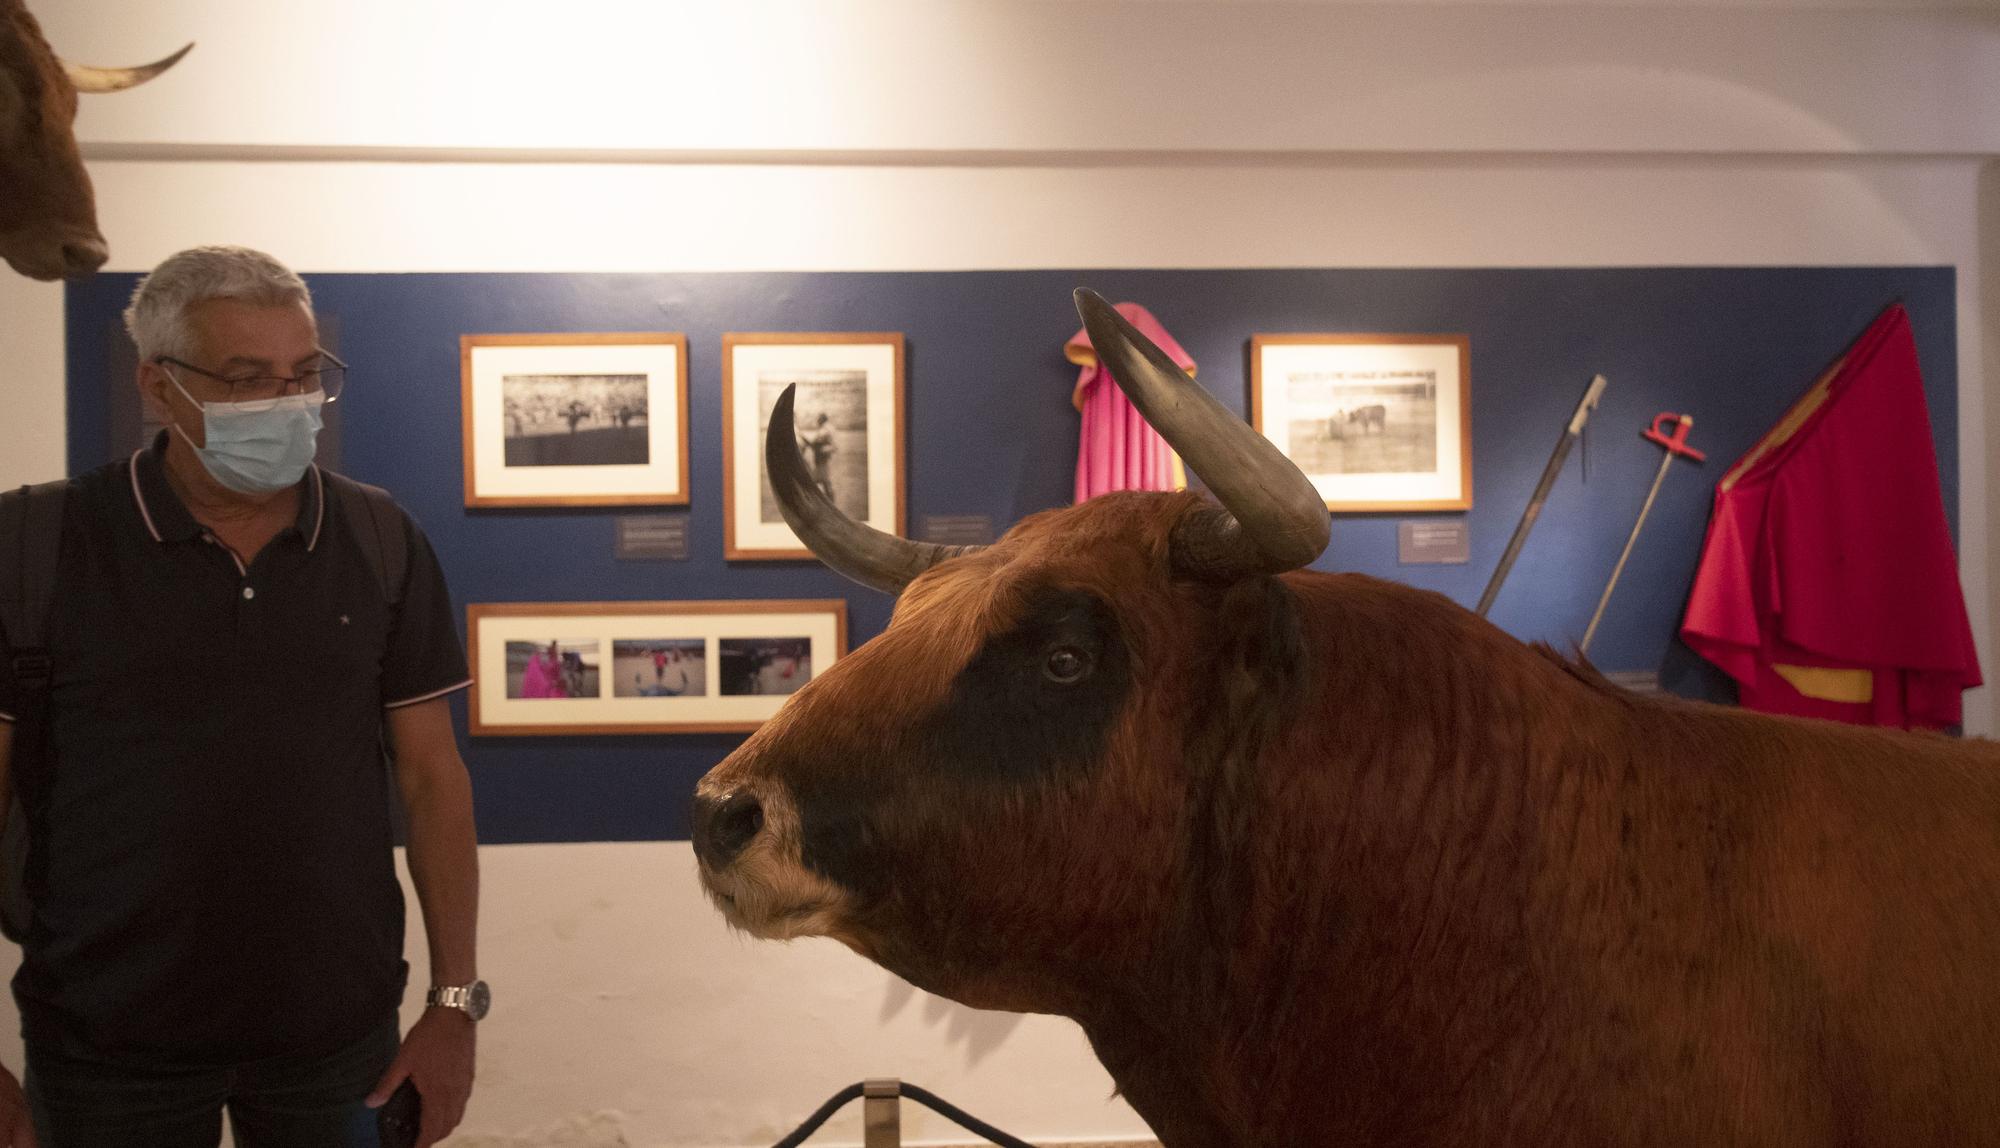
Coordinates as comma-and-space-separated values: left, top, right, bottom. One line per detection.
461, 333, 690, 508
1249, 334, 1473, 513
466, 600, 848, 736
722, 332, 905, 559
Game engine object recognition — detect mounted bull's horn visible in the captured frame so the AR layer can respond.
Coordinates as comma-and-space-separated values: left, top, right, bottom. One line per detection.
766, 385, 980, 594
1074, 288, 1330, 580
60, 42, 193, 93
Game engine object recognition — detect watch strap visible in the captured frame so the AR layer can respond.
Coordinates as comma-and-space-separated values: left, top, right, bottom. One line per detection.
427, 984, 473, 1010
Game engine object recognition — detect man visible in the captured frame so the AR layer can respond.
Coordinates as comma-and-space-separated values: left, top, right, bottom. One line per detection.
0, 247, 482, 1147
798, 410, 837, 501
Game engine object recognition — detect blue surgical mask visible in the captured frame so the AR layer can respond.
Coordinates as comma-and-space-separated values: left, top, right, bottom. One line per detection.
168, 374, 325, 495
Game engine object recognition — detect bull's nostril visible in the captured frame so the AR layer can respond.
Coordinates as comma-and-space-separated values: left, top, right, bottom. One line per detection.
716, 791, 764, 856
696, 789, 765, 868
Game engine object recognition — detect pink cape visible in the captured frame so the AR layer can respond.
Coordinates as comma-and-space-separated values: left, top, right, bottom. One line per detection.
1065, 302, 1192, 503
1680, 304, 1982, 728
521, 651, 564, 699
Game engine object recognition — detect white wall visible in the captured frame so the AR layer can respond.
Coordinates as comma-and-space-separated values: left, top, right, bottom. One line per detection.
0, 276, 65, 489
36, 1, 2000, 156
3, 3, 1998, 1146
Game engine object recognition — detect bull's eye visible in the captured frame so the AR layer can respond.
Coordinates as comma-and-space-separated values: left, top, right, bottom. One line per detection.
1044, 646, 1091, 684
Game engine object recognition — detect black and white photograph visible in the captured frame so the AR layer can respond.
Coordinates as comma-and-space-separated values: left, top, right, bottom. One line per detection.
503, 638, 601, 700
756, 368, 869, 522
1283, 366, 1438, 475
461, 333, 689, 508
723, 333, 904, 559
502, 373, 649, 467
718, 637, 813, 697
1252, 334, 1472, 512
612, 638, 707, 698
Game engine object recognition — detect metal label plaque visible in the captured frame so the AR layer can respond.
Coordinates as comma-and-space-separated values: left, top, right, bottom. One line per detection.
615, 515, 690, 561
920, 514, 996, 547
1397, 520, 1470, 565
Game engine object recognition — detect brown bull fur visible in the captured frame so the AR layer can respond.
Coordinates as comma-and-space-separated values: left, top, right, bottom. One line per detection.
0, 0, 100, 279
0, 0, 186, 278
696, 490, 2000, 1147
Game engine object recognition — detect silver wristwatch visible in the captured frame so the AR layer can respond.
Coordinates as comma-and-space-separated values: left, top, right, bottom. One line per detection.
426, 979, 491, 1021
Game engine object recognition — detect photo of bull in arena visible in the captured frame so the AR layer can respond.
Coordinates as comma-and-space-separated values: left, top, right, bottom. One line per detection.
693, 288, 2000, 1147
501, 373, 649, 468
1286, 371, 1434, 474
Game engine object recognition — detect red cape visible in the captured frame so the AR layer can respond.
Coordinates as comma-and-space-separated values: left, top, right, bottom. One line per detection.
1681, 304, 1981, 728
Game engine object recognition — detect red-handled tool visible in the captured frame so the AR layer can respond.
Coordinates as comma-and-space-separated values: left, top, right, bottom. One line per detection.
1641, 412, 1707, 463
1580, 413, 1704, 656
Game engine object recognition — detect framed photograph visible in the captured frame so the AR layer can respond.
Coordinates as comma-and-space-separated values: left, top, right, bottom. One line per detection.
466, 600, 848, 736
723, 333, 905, 560
461, 333, 690, 508
1250, 334, 1472, 512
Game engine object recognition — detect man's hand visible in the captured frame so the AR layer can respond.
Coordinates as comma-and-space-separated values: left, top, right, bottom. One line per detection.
0, 1065, 38, 1148
365, 1009, 474, 1148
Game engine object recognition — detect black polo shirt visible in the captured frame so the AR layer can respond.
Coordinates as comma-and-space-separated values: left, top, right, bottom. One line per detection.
0, 436, 471, 1066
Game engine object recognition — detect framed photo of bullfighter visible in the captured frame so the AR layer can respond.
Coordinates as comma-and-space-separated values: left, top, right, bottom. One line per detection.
722, 332, 906, 560
465, 600, 847, 736
460, 333, 690, 508
1250, 333, 1473, 513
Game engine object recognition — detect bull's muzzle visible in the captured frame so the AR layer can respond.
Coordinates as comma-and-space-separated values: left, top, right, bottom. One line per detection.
1, 229, 109, 281
691, 788, 764, 870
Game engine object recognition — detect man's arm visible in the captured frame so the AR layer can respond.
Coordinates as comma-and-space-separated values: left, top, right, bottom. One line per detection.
367, 698, 478, 1148
387, 698, 478, 986
0, 727, 37, 1148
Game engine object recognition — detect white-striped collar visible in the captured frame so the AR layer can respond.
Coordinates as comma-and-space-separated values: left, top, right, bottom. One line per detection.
128, 439, 326, 550
128, 448, 163, 543
306, 465, 325, 552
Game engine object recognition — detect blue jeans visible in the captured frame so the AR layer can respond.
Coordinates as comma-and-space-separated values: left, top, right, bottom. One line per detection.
24, 1016, 399, 1148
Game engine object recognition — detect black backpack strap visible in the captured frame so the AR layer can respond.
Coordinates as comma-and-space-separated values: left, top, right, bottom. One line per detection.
0, 479, 69, 945
324, 471, 407, 610
0, 480, 68, 680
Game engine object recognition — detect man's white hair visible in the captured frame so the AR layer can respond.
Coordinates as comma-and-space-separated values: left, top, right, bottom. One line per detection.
122, 246, 313, 362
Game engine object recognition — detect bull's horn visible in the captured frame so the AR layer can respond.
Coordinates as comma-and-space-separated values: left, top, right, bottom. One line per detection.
61, 43, 194, 94
1074, 288, 1330, 580
766, 385, 979, 594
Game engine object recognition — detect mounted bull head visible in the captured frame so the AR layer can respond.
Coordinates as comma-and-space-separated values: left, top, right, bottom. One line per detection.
0, 0, 190, 279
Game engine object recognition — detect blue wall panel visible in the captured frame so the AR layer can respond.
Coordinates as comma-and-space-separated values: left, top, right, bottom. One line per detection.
67, 267, 1959, 843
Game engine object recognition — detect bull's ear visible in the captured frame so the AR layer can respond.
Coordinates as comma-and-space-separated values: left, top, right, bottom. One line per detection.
1187, 576, 1309, 776
1220, 576, 1308, 698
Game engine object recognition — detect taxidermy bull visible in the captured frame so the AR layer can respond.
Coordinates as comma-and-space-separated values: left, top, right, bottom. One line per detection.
694, 289, 2000, 1146
1342, 402, 1387, 434
0, 0, 189, 279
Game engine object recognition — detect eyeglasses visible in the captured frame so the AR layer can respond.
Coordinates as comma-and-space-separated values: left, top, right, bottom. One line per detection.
156, 350, 348, 404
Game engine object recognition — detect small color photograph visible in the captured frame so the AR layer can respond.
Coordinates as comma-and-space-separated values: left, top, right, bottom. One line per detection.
505, 638, 601, 700
718, 638, 812, 697
612, 639, 708, 698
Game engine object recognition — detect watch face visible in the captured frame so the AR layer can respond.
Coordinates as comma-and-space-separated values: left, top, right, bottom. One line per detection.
467, 980, 492, 1021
